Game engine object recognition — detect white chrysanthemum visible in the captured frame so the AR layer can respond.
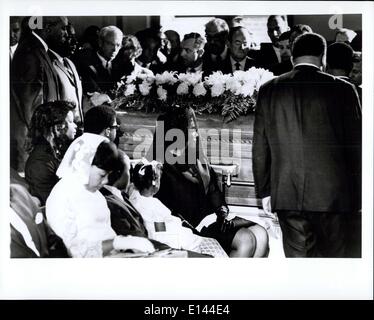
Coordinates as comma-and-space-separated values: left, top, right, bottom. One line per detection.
192, 82, 207, 97
211, 83, 225, 97
157, 86, 167, 101
124, 84, 136, 96
238, 82, 255, 97
258, 69, 275, 88
176, 82, 189, 95
178, 72, 202, 86
225, 77, 241, 94
204, 71, 228, 86
139, 81, 152, 96
125, 72, 137, 84
155, 71, 178, 85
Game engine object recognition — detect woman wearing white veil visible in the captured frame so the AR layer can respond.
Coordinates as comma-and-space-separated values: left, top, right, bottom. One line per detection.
46, 132, 155, 257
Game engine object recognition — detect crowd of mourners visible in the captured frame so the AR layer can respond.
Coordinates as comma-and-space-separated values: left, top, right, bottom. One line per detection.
9, 15, 362, 258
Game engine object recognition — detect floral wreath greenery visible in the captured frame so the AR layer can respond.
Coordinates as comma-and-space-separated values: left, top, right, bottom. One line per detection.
110, 68, 274, 123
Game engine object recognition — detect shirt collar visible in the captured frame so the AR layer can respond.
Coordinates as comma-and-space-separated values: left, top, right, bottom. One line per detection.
49, 49, 64, 63
294, 62, 321, 70
230, 56, 246, 70
97, 52, 113, 68
10, 43, 18, 52
32, 31, 48, 52
10, 43, 18, 59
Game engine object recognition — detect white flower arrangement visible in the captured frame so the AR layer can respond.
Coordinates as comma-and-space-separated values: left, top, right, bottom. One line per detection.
111, 67, 275, 122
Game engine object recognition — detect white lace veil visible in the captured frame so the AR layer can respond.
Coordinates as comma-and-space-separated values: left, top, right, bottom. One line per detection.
56, 133, 109, 184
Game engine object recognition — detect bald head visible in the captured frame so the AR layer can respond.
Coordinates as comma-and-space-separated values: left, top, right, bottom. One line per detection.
39, 16, 69, 49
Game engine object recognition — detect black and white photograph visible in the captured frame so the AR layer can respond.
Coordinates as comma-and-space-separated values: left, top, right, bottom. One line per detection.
0, 0, 373, 300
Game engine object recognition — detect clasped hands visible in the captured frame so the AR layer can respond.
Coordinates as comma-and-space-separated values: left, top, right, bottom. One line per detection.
216, 206, 234, 233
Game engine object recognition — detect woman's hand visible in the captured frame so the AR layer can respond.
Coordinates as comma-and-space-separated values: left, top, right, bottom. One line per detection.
216, 206, 232, 233
113, 235, 155, 253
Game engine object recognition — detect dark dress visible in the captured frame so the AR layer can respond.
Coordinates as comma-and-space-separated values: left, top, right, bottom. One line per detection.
155, 161, 239, 253
25, 139, 60, 205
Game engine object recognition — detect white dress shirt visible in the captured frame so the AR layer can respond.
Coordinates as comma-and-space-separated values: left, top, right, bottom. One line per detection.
97, 52, 113, 73
10, 43, 18, 60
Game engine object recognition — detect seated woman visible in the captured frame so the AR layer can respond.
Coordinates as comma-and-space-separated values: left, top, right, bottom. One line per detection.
25, 101, 77, 205
150, 106, 269, 257
46, 133, 155, 258
129, 159, 228, 257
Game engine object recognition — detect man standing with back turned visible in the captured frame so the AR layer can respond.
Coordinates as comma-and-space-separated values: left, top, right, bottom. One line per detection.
252, 33, 361, 257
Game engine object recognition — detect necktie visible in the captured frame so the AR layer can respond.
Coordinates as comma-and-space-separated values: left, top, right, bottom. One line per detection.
63, 58, 74, 80
235, 62, 241, 70
105, 60, 111, 74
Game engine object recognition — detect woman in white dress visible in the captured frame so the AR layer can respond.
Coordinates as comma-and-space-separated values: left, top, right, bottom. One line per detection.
129, 159, 228, 257
46, 133, 155, 258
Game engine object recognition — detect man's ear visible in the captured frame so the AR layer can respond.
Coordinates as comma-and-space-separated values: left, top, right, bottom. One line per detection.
197, 48, 205, 58
226, 39, 232, 50
104, 128, 111, 138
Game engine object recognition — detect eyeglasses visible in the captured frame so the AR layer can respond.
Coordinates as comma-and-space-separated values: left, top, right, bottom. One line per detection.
110, 124, 120, 130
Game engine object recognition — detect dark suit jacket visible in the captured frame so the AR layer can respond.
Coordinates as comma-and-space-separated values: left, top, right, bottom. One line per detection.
202, 47, 229, 76
10, 33, 60, 171
221, 55, 258, 74
256, 43, 280, 71
100, 186, 148, 237
10, 183, 49, 258
73, 49, 115, 95
270, 60, 293, 76
252, 65, 362, 213
49, 52, 84, 123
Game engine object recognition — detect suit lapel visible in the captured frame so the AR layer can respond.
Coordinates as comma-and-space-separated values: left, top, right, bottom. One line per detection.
53, 58, 76, 83
244, 57, 256, 70
65, 58, 83, 118
37, 48, 60, 99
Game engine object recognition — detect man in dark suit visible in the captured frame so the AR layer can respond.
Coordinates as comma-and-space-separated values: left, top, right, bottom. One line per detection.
222, 26, 258, 74
257, 15, 290, 71
203, 18, 230, 74
270, 30, 293, 76
9, 17, 21, 61
47, 20, 84, 126
10, 16, 68, 172
175, 33, 206, 76
10, 183, 49, 258
134, 27, 166, 75
252, 33, 361, 257
74, 26, 123, 105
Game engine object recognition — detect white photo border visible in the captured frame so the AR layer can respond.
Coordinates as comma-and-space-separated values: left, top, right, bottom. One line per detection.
0, 0, 372, 300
